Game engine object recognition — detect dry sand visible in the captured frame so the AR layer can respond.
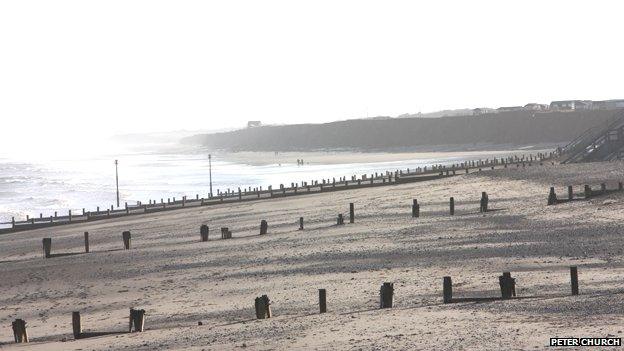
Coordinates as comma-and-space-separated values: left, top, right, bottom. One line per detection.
1, 161, 624, 350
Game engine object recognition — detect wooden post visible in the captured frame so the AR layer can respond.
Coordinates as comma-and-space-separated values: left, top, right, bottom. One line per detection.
42, 238, 52, 258
349, 203, 354, 223
498, 272, 516, 299
449, 197, 455, 215
299, 217, 304, 230
570, 266, 579, 295
619, 182, 623, 191
584, 185, 591, 199
129, 308, 146, 332
379, 282, 394, 308
319, 289, 327, 313
122, 231, 131, 250
412, 199, 419, 218
254, 295, 272, 319
337, 214, 344, 225
601, 183, 606, 193
547, 187, 557, 205
260, 220, 268, 235
221, 227, 231, 239
11, 319, 28, 343
72, 311, 82, 339
443, 276, 452, 303
200, 225, 209, 242
84, 232, 89, 253
568, 185, 573, 200
69, 209, 72, 222
480, 192, 488, 212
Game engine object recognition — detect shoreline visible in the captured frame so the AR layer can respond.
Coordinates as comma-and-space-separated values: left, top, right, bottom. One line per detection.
1, 152, 552, 232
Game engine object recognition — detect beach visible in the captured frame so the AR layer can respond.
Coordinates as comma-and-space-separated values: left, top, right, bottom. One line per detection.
1, 160, 623, 350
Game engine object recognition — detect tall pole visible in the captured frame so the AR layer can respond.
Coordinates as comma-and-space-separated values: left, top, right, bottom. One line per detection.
208, 154, 213, 198
115, 160, 120, 208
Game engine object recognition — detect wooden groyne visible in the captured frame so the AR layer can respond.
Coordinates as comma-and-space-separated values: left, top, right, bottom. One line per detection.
0, 152, 553, 234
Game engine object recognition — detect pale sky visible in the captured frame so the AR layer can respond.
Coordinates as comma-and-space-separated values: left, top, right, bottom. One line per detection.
1, 1, 623, 156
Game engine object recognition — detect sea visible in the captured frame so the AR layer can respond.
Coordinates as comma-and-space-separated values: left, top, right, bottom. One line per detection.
0, 143, 550, 227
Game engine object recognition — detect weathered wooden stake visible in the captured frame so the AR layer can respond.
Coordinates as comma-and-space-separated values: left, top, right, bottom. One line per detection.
443, 276, 453, 303
84, 232, 89, 253
200, 225, 209, 242
498, 272, 516, 299
72, 311, 82, 339
129, 308, 146, 332
568, 185, 573, 200
221, 227, 232, 239
349, 203, 354, 223
42, 238, 52, 258
11, 319, 28, 343
260, 220, 268, 235
122, 231, 131, 250
319, 289, 327, 313
412, 199, 419, 218
337, 214, 344, 225
547, 187, 557, 205
584, 185, 592, 199
480, 192, 488, 213
379, 282, 394, 308
449, 197, 455, 215
570, 266, 579, 296
254, 295, 272, 319
299, 217, 304, 230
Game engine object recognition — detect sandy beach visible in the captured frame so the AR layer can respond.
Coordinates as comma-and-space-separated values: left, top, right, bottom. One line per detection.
217, 146, 556, 166
1, 161, 623, 350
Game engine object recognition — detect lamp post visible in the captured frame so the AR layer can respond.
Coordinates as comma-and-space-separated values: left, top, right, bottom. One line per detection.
208, 154, 213, 198
115, 160, 120, 208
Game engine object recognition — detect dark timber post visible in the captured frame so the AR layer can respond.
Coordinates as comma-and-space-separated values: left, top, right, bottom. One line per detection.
319, 289, 327, 313
42, 238, 52, 258
480, 192, 488, 213
11, 319, 28, 343
568, 185, 573, 200
443, 276, 453, 303
498, 272, 516, 299
72, 312, 82, 339
584, 185, 591, 199
129, 308, 145, 332
379, 282, 394, 308
547, 187, 557, 205
84, 232, 89, 253
299, 217, 304, 230
412, 199, 419, 218
349, 203, 354, 223
200, 225, 209, 241
449, 197, 455, 215
260, 220, 268, 235
122, 231, 131, 250
570, 266, 579, 296
254, 295, 272, 319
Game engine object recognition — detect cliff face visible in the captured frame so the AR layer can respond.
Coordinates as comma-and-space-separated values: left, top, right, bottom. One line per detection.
184, 110, 623, 151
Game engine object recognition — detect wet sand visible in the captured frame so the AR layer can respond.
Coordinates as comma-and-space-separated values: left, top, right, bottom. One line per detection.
1, 161, 623, 350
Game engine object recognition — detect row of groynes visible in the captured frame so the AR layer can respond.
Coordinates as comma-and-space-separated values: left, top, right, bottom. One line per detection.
3, 152, 554, 233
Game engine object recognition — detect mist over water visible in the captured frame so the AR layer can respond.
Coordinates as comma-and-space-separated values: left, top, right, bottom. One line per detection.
0, 143, 545, 226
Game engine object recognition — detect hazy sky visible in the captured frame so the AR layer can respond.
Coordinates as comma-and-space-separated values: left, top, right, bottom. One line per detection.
1, 1, 623, 155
